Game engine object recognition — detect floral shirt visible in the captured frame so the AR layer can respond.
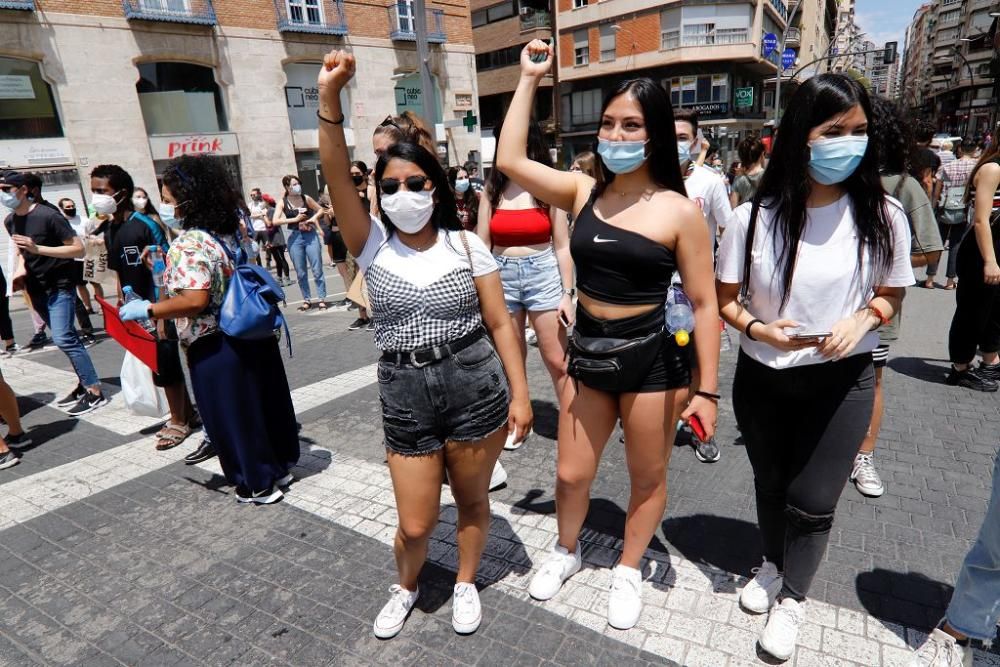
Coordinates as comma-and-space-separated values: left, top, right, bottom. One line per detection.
165, 230, 235, 345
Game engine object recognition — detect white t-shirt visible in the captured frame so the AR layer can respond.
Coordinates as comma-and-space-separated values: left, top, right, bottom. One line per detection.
717, 195, 915, 369
357, 218, 498, 351
249, 201, 269, 233
66, 215, 90, 263
685, 163, 736, 240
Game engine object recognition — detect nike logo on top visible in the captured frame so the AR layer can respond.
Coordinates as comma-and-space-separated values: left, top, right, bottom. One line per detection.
593, 235, 618, 243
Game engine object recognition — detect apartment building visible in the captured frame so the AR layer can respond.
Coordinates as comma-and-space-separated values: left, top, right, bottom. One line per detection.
0, 0, 480, 217
792, 0, 838, 77
471, 0, 555, 137
829, 0, 865, 73
901, 3, 935, 110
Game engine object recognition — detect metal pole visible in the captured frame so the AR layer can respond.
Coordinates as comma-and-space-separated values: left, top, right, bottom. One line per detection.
772, 0, 802, 126
412, 0, 438, 125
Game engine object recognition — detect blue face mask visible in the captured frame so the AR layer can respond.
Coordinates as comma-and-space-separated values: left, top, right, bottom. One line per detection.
676, 141, 691, 164
808, 135, 869, 185
0, 190, 23, 210
597, 139, 649, 174
454, 178, 470, 194
159, 203, 182, 229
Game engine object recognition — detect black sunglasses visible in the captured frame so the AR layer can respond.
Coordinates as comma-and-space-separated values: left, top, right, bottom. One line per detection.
380, 175, 429, 195
379, 115, 402, 131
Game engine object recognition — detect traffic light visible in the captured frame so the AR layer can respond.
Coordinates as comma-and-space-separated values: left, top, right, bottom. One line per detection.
883, 41, 897, 65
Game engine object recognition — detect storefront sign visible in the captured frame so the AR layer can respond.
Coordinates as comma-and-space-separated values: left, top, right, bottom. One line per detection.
0, 137, 74, 168
688, 102, 729, 115
454, 92, 474, 110
0, 75, 34, 100
148, 133, 239, 160
735, 87, 754, 108
284, 63, 350, 138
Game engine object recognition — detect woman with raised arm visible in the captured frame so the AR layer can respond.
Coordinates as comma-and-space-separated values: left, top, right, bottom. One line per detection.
716, 74, 913, 661
496, 40, 720, 629
316, 50, 533, 639
478, 119, 574, 450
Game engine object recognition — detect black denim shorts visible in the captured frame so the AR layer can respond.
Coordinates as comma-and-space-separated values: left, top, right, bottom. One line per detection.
377, 335, 511, 456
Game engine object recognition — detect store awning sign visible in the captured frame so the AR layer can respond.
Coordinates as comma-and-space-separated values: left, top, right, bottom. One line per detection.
0, 75, 34, 100
148, 133, 240, 160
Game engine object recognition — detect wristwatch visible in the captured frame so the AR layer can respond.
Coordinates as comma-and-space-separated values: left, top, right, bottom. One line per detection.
562, 288, 576, 297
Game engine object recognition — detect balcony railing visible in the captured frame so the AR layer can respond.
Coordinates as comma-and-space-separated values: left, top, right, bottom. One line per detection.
121, 0, 216, 24
388, 4, 445, 42
769, 0, 788, 21
0, 0, 35, 9
274, 0, 347, 34
520, 9, 551, 31
785, 27, 801, 46
661, 28, 750, 49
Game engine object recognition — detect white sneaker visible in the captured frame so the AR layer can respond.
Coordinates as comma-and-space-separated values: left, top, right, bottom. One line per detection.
525, 328, 538, 346
759, 597, 804, 660
907, 628, 973, 667
275, 472, 294, 488
740, 558, 783, 613
489, 461, 507, 491
452, 582, 482, 634
851, 453, 885, 497
607, 564, 643, 629
528, 542, 582, 600
503, 428, 532, 451
373, 584, 419, 639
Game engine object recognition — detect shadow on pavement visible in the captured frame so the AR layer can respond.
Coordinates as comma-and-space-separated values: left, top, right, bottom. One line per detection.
15, 392, 56, 418
529, 399, 559, 441
661, 513, 761, 581
887, 357, 950, 384
855, 568, 952, 632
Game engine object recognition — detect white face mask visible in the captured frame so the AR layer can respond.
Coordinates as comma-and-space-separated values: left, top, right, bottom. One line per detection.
381, 189, 435, 234
290, 184, 302, 195
91, 193, 118, 216
132, 196, 148, 210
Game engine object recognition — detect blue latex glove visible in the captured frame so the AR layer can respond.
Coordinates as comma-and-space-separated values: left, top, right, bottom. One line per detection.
119, 299, 152, 322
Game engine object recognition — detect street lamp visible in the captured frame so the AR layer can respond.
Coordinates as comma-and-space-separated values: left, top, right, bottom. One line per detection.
952, 45, 975, 137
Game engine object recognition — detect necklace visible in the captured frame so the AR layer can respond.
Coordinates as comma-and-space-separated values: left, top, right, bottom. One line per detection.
618, 188, 652, 198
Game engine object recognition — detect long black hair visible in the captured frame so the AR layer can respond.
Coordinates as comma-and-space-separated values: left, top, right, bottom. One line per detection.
448, 165, 479, 223
161, 154, 240, 235
594, 78, 686, 198
487, 117, 551, 214
747, 73, 894, 311
374, 142, 460, 236
869, 95, 911, 175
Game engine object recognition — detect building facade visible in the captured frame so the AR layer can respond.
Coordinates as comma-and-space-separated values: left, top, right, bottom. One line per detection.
901, 0, 999, 135
0, 0, 480, 219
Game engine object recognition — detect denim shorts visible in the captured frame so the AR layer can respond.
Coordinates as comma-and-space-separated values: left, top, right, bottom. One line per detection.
377, 334, 511, 455
495, 247, 563, 313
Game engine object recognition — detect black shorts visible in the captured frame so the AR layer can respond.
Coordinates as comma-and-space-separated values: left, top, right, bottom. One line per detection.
574, 304, 691, 392
327, 230, 348, 262
72, 262, 86, 287
153, 323, 185, 387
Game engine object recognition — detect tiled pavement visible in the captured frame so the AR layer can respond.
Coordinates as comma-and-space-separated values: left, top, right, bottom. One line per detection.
0, 284, 997, 666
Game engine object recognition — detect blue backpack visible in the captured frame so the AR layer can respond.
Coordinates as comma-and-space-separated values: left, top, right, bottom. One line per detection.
211, 234, 292, 356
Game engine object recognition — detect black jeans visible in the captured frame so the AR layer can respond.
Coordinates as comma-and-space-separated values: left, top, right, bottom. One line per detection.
268, 246, 290, 280
0, 270, 14, 342
733, 350, 875, 601
949, 232, 1000, 364
926, 217, 968, 279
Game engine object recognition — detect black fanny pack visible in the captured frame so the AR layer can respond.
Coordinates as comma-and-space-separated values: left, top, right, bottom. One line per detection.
567, 328, 665, 393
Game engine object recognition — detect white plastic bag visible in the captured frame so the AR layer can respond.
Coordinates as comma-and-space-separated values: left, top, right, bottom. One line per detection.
120, 352, 168, 418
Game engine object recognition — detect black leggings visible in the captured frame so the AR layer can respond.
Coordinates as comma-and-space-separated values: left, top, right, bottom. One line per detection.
268, 247, 290, 280
733, 350, 875, 601
0, 270, 13, 341
948, 233, 1000, 364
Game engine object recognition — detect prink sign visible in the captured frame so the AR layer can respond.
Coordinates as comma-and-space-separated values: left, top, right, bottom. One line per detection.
148, 133, 239, 161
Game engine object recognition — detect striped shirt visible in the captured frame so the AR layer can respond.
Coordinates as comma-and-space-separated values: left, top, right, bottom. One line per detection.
937, 157, 978, 210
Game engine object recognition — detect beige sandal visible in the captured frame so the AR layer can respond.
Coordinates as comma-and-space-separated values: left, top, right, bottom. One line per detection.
156, 423, 192, 451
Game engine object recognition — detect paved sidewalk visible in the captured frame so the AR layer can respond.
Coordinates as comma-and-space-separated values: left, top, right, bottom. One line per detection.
0, 284, 997, 666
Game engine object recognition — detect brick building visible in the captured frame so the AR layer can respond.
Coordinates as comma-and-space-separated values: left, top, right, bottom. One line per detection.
0, 0, 480, 218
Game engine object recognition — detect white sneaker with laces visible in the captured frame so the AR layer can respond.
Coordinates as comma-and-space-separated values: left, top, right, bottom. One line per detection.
906, 628, 973, 667
607, 564, 643, 629
489, 461, 508, 491
851, 452, 885, 497
528, 542, 582, 601
373, 584, 419, 639
452, 582, 482, 634
740, 558, 783, 613
759, 597, 804, 660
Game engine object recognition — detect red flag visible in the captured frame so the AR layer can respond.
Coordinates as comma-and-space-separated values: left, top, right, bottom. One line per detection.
96, 296, 159, 373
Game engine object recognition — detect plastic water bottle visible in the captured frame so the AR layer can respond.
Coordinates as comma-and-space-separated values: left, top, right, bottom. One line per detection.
122, 285, 155, 334
665, 287, 695, 347
148, 246, 165, 290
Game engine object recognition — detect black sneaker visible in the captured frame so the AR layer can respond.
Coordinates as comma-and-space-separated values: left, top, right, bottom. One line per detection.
366, 320, 376, 331
4, 432, 32, 450
1, 343, 19, 357
0, 451, 20, 470
184, 439, 216, 465
693, 435, 722, 463
236, 485, 284, 505
66, 391, 109, 416
348, 318, 368, 331
80, 333, 97, 347
56, 384, 86, 408
977, 362, 1000, 383
27, 332, 47, 349
945, 366, 999, 392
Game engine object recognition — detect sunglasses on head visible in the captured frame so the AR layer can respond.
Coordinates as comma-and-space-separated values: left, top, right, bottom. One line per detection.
380, 175, 429, 195
379, 115, 403, 131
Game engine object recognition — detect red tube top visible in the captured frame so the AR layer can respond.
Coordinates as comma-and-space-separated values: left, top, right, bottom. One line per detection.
490, 208, 552, 246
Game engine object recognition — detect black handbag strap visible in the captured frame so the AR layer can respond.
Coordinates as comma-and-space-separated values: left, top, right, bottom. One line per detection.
738, 196, 761, 303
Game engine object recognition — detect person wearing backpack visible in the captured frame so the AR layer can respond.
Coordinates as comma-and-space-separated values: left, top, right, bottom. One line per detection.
928, 140, 979, 290
119, 154, 299, 505
92, 164, 198, 451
